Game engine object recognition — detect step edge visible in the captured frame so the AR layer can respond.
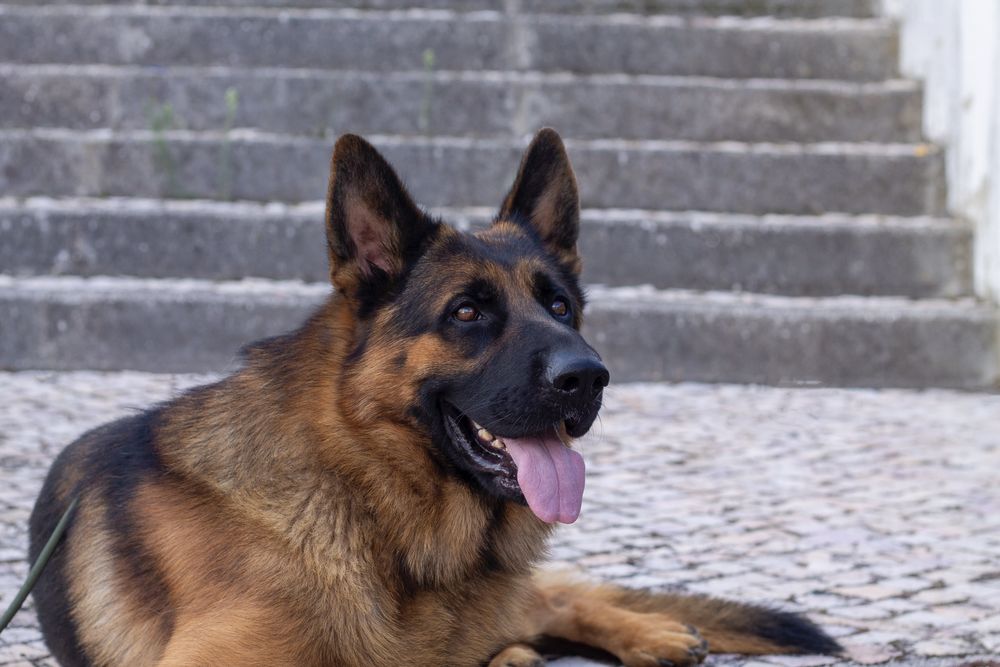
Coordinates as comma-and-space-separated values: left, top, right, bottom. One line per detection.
1, 275, 994, 319
0, 63, 922, 93
0, 4, 896, 31
0, 197, 967, 232
0, 128, 943, 157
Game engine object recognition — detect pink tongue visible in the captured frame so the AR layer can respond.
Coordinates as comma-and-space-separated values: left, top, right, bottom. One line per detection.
503, 434, 585, 524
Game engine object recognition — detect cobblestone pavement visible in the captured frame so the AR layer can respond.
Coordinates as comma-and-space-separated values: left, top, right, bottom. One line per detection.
1, 372, 999, 667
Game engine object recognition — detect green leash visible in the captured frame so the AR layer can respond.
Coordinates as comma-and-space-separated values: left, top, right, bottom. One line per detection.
0, 495, 79, 635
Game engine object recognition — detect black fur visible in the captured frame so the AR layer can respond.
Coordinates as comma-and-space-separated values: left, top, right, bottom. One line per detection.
747, 607, 843, 655
29, 411, 175, 667
29, 446, 90, 667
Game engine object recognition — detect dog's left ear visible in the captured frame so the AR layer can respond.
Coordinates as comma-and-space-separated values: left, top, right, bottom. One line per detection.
325, 134, 437, 304
498, 128, 581, 274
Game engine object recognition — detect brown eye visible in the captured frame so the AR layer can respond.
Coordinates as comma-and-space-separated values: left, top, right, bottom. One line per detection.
550, 298, 569, 318
453, 304, 481, 322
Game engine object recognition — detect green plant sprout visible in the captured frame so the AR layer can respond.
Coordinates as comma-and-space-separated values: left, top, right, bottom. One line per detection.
218, 87, 240, 200
149, 102, 180, 198
419, 48, 435, 134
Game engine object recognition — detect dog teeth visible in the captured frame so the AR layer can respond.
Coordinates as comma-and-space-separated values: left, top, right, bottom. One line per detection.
470, 419, 505, 450
472, 420, 494, 441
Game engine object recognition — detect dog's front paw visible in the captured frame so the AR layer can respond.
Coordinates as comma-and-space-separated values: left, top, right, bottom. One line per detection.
618, 618, 708, 667
488, 643, 545, 667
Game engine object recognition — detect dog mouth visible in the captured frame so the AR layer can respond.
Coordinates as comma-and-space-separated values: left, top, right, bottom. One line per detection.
442, 403, 585, 524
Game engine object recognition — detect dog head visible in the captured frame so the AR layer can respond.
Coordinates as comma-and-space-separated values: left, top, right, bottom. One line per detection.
325, 129, 608, 524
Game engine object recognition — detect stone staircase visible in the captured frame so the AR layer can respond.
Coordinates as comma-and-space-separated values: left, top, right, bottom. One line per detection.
1, 0, 997, 388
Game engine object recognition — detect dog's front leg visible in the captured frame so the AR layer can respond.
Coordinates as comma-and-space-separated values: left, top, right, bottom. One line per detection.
526, 572, 840, 666
526, 575, 708, 667
488, 642, 545, 667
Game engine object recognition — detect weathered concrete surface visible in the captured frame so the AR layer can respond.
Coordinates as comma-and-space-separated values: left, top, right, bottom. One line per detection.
884, 0, 1000, 304
0, 132, 947, 215
0, 278, 996, 389
0, 66, 923, 143
0, 0, 878, 18
0, 199, 973, 298
0, 0, 992, 393
2, 373, 999, 666
583, 287, 999, 389
518, 0, 878, 17
0, 7, 898, 80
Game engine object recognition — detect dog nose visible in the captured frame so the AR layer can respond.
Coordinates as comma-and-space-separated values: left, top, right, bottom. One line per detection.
546, 352, 610, 400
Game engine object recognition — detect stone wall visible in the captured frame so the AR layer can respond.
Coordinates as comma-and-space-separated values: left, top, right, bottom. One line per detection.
882, 0, 1000, 303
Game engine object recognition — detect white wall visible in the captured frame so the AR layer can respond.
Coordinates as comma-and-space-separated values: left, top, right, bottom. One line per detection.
881, 0, 1000, 303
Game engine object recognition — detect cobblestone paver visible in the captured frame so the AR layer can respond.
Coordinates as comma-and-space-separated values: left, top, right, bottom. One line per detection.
1, 372, 999, 667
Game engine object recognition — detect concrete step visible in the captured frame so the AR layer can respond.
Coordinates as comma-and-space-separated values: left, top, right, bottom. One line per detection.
1, 276, 995, 389
0, 0, 878, 18
0, 65, 923, 144
583, 286, 999, 389
0, 198, 972, 298
0, 6, 898, 81
0, 131, 946, 216
520, 0, 877, 16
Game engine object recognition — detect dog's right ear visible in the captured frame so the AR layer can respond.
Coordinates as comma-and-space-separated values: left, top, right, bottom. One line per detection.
497, 128, 581, 275
325, 134, 437, 307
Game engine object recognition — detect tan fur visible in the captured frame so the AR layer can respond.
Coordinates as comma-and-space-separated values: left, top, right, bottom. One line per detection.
54, 293, 810, 666
489, 643, 545, 667
108, 298, 546, 666
67, 492, 169, 667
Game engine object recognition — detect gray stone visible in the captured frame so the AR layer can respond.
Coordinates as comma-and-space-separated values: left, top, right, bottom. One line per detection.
0, 132, 947, 216
576, 211, 972, 298
0, 200, 974, 298
518, 0, 877, 17
0, 0, 989, 397
0, 8, 508, 72
0, 67, 924, 143
16, 0, 503, 7
527, 15, 897, 80
0, 7, 897, 80
0, 277, 325, 373
0, 0, 878, 18
582, 287, 999, 389
0, 199, 333, 283
1, 277, 996, 389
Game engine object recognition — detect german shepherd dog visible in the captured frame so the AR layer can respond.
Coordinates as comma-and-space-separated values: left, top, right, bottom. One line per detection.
29, 129, 840, 666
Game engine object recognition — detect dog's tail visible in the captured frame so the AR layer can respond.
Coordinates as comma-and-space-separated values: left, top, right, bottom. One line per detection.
609, 587, 842, 655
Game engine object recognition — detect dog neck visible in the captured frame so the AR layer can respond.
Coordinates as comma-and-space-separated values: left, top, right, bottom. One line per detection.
158, 295, 553, 590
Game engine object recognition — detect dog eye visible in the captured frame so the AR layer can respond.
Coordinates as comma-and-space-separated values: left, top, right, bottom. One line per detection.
453, 304, 482, 322
550, 298, 569, 318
